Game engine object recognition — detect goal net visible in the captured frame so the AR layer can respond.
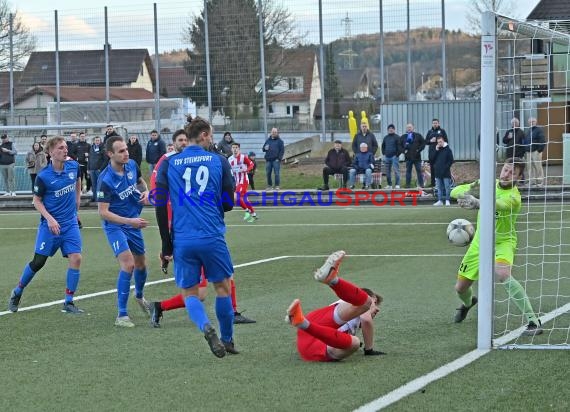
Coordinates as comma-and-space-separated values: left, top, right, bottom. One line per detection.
480, 12, 570, 349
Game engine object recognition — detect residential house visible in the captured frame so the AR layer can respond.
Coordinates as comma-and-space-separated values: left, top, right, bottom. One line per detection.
18, 48, 155, 92
0, 86, 156, 124
265, 49, 321, 124
526, 0, 570, 164
158, 67, 196, 98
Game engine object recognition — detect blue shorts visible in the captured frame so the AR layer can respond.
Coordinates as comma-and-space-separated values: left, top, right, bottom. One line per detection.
103, 223, 145, 257
35, 221, 82, 257
174, 237, 233, 289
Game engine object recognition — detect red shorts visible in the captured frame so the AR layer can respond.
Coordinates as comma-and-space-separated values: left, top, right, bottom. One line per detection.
296, 305, 343, 362
236, 183, 248, 195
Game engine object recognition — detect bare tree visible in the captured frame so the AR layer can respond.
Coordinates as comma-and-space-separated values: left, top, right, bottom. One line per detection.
0, 1, 37, 71
466, 0, 518, 33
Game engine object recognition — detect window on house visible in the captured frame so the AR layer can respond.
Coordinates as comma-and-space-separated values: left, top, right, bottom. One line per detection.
286, 106, 291, 116
268, 104, 274, 114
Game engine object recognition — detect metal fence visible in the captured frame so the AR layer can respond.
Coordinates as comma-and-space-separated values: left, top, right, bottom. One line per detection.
0, 1, 509, 192
4, 0, 451, 135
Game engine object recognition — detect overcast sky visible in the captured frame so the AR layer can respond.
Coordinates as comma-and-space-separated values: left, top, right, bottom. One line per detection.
16, 0, 541, 51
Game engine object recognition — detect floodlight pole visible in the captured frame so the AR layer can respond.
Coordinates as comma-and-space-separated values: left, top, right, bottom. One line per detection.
478, 11, 497, 350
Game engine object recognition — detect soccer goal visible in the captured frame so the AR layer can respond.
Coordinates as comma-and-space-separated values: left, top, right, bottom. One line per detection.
479, 12, 570, 350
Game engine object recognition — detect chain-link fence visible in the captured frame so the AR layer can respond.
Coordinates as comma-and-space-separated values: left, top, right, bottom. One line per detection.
3, 0, 448, 134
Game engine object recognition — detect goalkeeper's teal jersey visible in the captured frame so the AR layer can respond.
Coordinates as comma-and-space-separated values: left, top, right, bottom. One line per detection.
451, 180, 521, 247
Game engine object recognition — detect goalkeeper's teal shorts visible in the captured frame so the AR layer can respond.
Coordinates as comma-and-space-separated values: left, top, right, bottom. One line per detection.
457, 240, 515, 281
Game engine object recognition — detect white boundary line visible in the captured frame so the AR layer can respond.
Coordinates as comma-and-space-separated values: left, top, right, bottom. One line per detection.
354, 302, 570, 412
0, 255, 288, 317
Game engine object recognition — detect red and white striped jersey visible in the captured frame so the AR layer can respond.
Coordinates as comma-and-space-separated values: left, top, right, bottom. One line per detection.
228, 153, 254, 186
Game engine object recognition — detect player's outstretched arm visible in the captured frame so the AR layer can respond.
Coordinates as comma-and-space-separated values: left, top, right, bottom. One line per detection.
360, 312, 385, 356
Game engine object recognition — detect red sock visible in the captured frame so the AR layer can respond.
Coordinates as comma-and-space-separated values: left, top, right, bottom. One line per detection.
230, 279, 237, 312
238, 196, 249, 212
329, 278, 369, 307
305, 322, 353, 349
160, 294, 185, 311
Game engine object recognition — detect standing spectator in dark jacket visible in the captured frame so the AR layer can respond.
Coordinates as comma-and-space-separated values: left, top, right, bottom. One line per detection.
502, 117, 526, 159
348, 142, 375, 189
145, 130, 167, 175
74, 132, 91, 193
400, 123, 425, 188
381, 124, 403, 189
247, 152, 257, 190
262, 127, 284, 190
127, 135, 143, 167
318, 140, 351, 190
524, 117, 546, 187
103, 124, 119, 144
352, 122, 378, 156
88, 136, 105, 202
66, 132, 79, 160
217, 132, 235, 158
425, 119, 448, 187
0, 133, 17, 196
430, 136, 454, 206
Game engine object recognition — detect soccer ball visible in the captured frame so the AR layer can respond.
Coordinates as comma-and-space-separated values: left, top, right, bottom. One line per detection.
446, 218, 475, 247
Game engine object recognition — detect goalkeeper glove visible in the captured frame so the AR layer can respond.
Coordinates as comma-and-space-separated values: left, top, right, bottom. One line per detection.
458, 194, 480, 210
364, 348, 386, 356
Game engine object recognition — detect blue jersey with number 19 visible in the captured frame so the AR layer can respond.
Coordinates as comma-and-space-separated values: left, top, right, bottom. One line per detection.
156, 145, 232, 240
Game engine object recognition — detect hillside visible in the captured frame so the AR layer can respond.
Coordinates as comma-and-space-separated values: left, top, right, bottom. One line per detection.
330, 28, 482, 100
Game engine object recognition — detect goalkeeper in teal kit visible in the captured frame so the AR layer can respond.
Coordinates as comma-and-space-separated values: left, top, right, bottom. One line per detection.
450, 157, 542, 336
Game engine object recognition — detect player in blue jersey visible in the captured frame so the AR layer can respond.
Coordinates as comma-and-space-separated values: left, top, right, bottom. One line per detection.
8, 137, 83, 314
97, 135, 151, 327
155, 116, 236, 357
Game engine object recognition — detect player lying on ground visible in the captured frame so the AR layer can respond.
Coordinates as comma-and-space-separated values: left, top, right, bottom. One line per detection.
286, 250, 385, 362
450, 157, 542, 336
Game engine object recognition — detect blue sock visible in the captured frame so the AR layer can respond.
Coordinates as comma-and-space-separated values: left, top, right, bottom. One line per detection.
65, 268, 80, 303
133, 267, 147, 299
184, 295, 210, 332
215, 296, 234, 343
117, 270, 132, 317
15, 264, 36, 295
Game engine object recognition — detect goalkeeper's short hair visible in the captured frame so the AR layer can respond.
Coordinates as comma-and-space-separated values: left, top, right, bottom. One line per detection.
505, 157, 525, 176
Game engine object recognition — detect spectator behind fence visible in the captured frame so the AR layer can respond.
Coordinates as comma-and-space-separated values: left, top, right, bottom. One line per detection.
75, 132, 91, 194
262, 127, 284, 190
524, 117, 546, 187
318, 140, 350, 191
348, 142, 374, 190
247, 151, 257, 190
127, 135, 143, 167
502, 117, 526, 160
66, 132, 79, 160
425, 118, 448, 188
217, 131, 235, 158
26, 142, 48, 190
430, 136, 454, 206
352, 122, 378, 156
145, 129, 167, 175
400, 123, 425, 188
382, 124, 403, 189
0, 133, 17, 196
88, 136, 105, 202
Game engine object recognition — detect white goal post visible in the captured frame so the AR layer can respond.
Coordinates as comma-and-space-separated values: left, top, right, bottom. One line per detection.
479, 11, 570, 350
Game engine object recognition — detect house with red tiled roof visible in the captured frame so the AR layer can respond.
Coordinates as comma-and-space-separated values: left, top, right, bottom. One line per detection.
158, 67, 196, 98
265, 49, 321, 124
18, 48, 155, 92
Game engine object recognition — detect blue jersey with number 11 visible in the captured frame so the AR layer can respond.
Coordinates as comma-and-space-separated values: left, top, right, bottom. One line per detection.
156, 145, 230, 240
